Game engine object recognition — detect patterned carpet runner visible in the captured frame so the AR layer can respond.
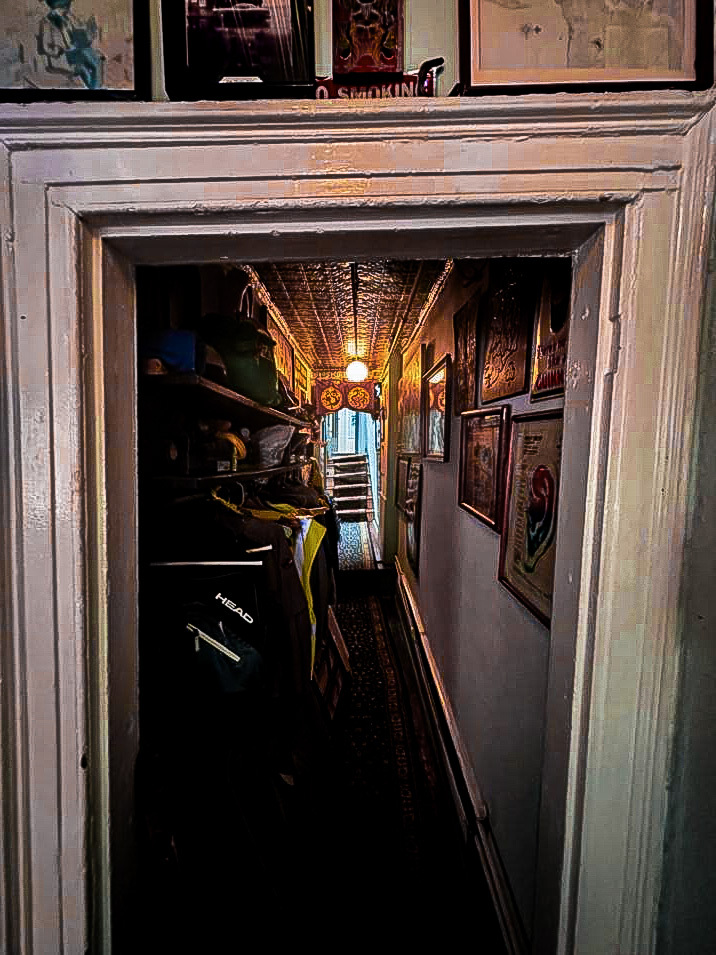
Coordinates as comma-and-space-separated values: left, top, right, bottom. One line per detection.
337, 520, 375, 571
311, 594, 501, 945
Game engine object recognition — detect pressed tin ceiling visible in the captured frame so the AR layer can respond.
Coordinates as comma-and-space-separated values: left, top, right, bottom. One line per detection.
251, 260, 449, 378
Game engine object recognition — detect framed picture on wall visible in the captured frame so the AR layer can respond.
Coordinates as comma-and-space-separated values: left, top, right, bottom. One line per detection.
267, 317, 295, 391
294, 353, 310, 404
530, 259, 572, 401
332, 0, 404, 75
458, 405, 509, 531
397, 347, 422, 454
405, 457, 422, 578
161, 0, 315, 101
422, 354, 451, 462
395, 453, 410, 514
498, 410, 563, 626
1, 0, 148, 99
453, 288, 480, 416
459, 0, 699, 92
480, 261, 538, 405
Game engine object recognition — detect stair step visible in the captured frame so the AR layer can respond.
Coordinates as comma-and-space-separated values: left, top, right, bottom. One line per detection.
331, 470, 367, 479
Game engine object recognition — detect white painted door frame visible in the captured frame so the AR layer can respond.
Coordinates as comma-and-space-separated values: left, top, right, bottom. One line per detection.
0, 94, 714, 954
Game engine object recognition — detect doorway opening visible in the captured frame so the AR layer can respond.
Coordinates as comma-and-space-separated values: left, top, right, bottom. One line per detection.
92, 209, 608, 955
130, 255, 503, 952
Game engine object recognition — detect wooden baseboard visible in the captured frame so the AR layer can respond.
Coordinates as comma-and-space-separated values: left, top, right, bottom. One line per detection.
394, 557, 528, 955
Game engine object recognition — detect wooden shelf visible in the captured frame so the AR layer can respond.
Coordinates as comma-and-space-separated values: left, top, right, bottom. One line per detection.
150, 461, 308, 490
140, 373, 306, 429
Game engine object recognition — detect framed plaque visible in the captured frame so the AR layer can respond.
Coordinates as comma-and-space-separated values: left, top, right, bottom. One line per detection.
499, 410, 563, 625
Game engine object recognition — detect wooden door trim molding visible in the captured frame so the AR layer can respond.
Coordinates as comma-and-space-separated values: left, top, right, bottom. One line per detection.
0, 97, 713, 953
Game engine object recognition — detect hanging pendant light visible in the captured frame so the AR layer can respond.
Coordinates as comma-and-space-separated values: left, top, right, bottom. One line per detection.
345, 263, 369, 382
346, 359, 369, 381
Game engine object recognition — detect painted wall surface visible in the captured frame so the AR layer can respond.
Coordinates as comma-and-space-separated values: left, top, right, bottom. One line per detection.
657, 221, 716, 955
397, 265, 564, 936
150, 0, 458, 99
380, 356, 401, 565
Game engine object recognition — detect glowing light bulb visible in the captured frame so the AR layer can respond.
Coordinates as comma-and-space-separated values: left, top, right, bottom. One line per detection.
345, 360, 368, 381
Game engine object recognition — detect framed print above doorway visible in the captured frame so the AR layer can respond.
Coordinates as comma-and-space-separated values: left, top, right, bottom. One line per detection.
1, 0, 147, 98
459, 0, 698, 90
161, 0, 315, 100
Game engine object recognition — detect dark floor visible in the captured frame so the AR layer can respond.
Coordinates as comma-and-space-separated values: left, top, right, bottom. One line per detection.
132, 568, 506, 953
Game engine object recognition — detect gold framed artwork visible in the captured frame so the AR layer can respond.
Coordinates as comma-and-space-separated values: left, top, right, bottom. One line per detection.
530, 259, 572, 401
294, 354, 311, 405
480, 261, 538, 405
459, 0, 698, 90
397, 347, 423, 454
422, 354, 452, 462
498, 410, 563, 626
267, 318, 294, 391
453, 289, 481, 415
458, 406, 509, 531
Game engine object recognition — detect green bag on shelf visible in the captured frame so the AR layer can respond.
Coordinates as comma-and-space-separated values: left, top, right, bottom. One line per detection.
200, 313, 281, 408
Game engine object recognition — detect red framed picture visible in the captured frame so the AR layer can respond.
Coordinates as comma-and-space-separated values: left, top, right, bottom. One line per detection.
332, 0, 404, 75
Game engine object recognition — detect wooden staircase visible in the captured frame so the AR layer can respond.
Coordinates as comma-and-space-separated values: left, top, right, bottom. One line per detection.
327, 453, 372, 523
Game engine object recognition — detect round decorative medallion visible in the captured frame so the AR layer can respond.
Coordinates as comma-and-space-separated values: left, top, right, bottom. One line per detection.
320, 384, 343, 411
347, 385, 371, 410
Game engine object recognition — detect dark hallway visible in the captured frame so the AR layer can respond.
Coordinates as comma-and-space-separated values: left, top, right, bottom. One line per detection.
134, 563, 506, 953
